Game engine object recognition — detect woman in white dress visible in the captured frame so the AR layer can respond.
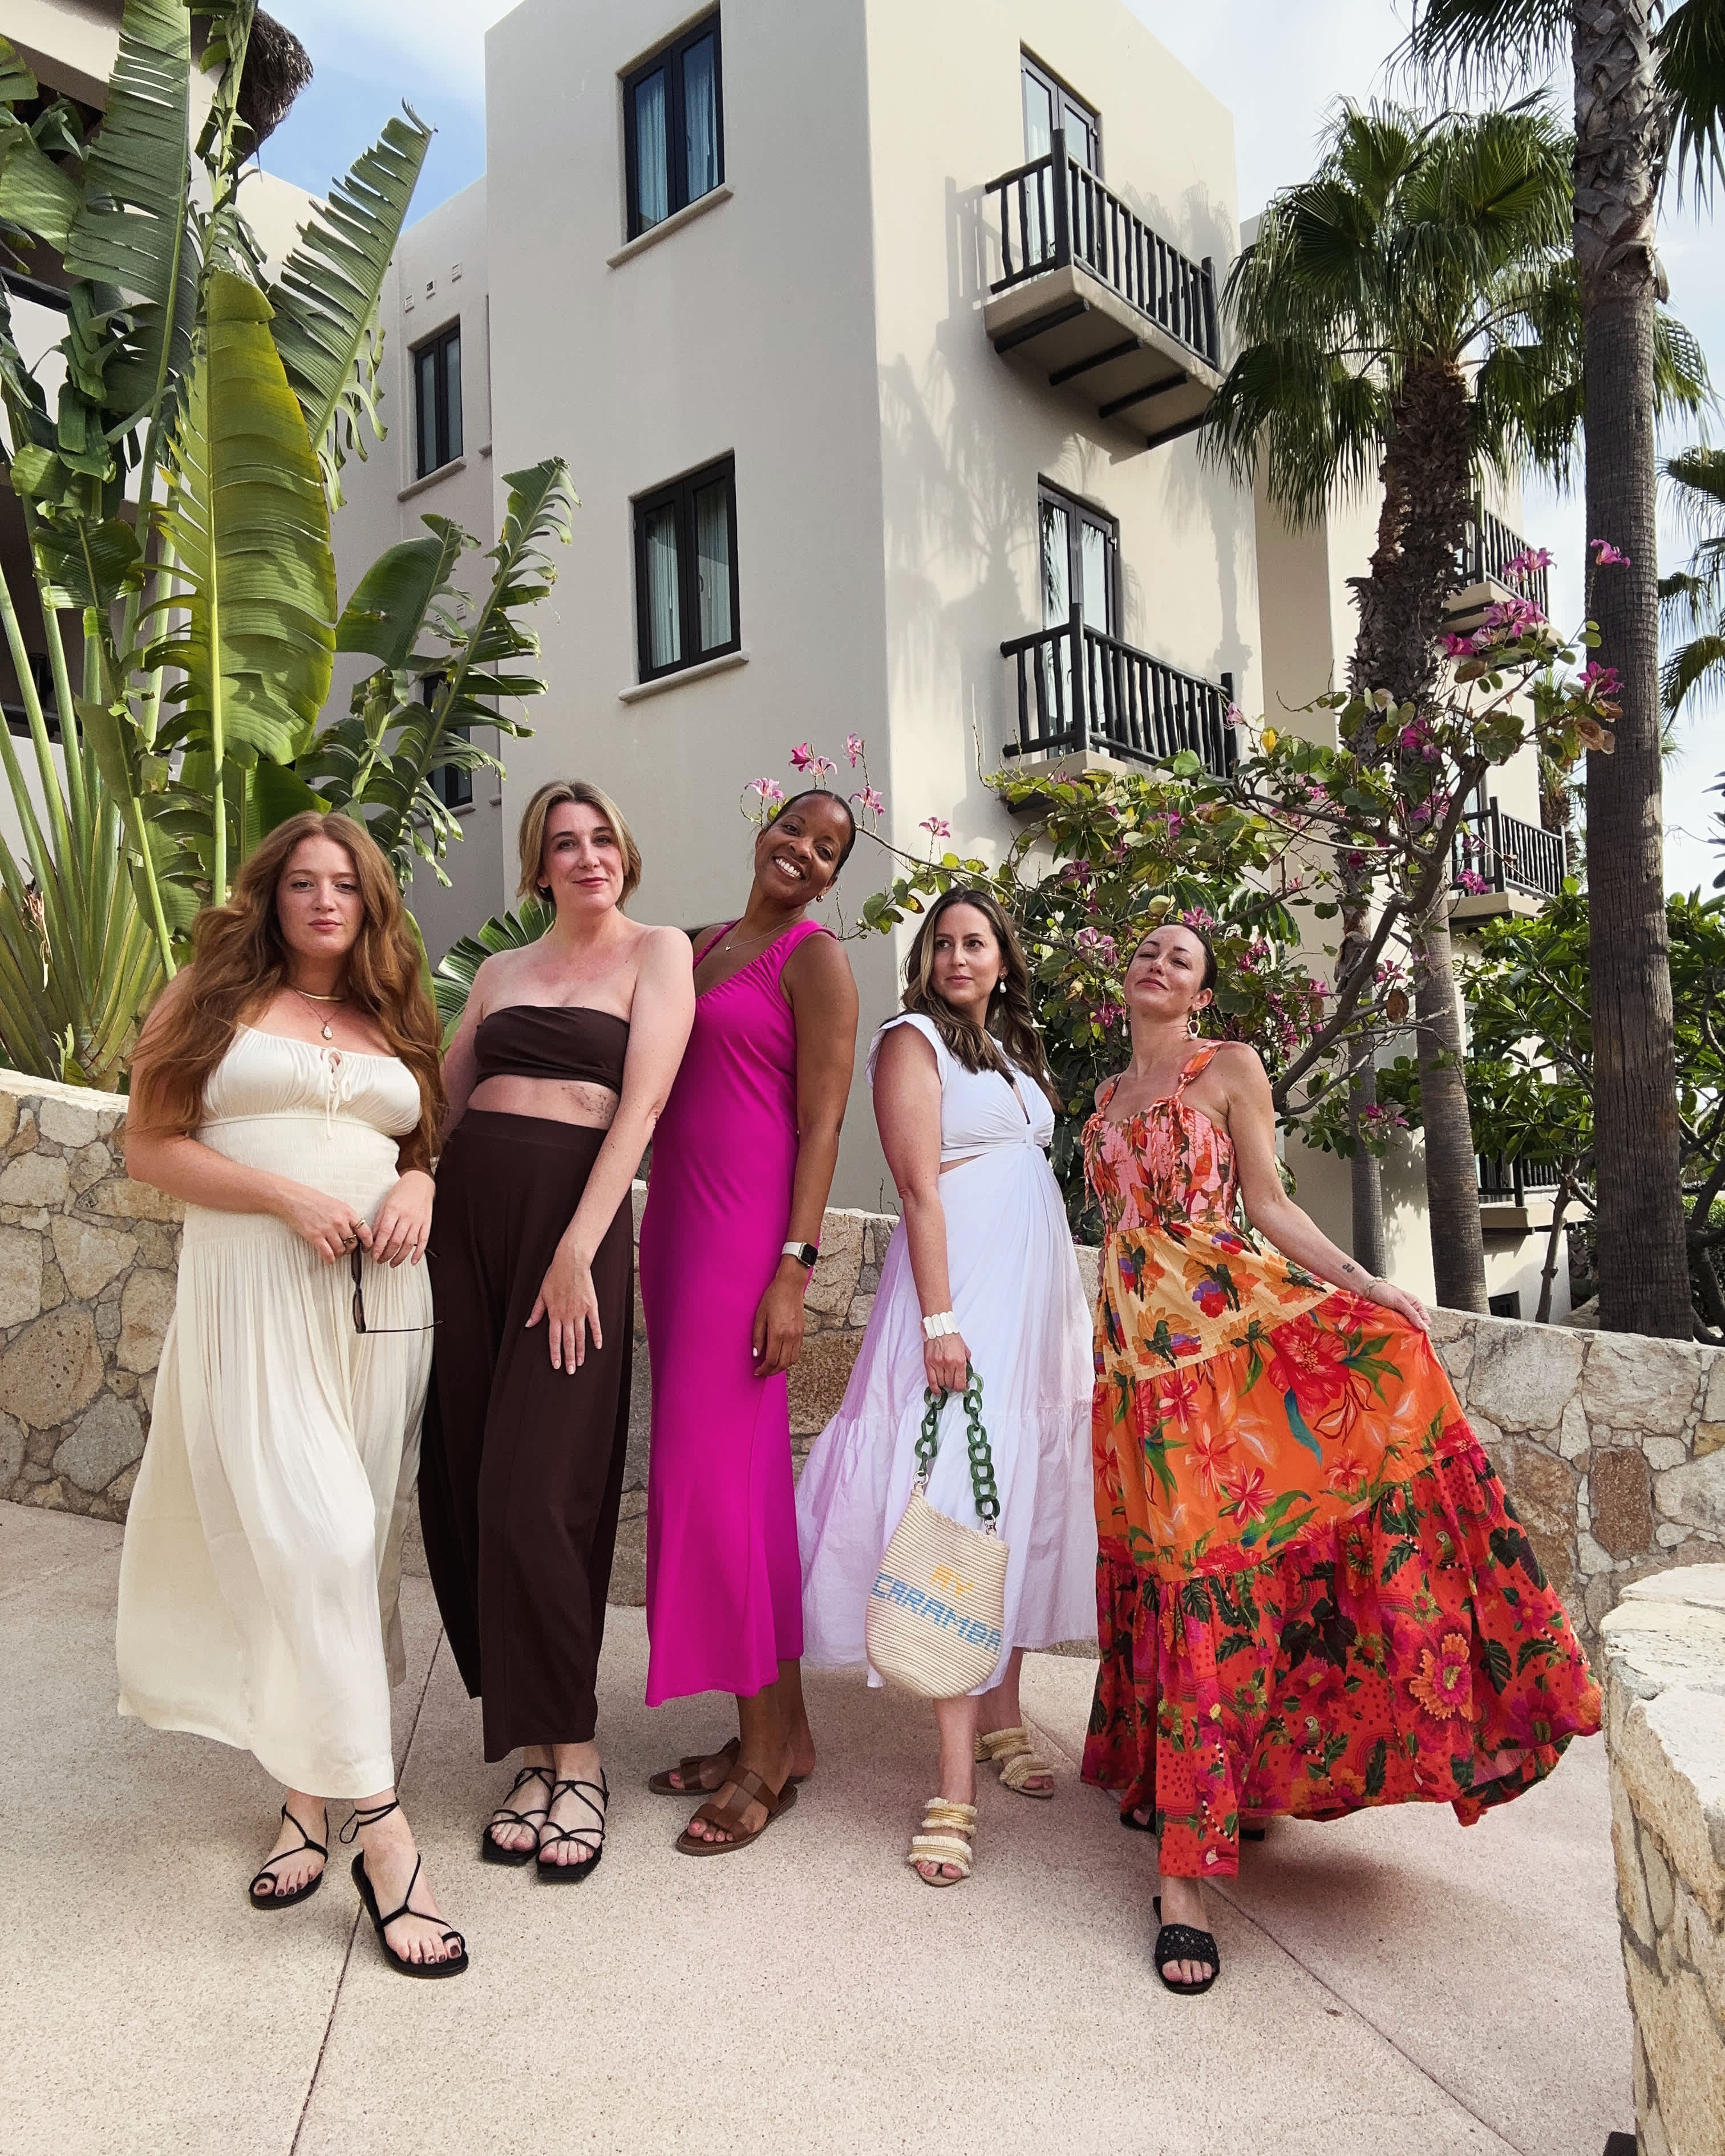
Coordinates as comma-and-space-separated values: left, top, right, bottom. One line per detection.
797, 890, 1096, 1885
117, 812, 465, 1977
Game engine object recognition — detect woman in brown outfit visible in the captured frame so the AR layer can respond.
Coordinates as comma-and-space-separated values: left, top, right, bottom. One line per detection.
419, 781, 693, 1877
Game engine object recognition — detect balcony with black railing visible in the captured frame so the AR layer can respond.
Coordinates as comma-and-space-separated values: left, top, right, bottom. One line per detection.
982, 127, 1224, 452
1448, 505, 1549, 629
1000, 605, 1238, 781
1451, 795, 1568, 915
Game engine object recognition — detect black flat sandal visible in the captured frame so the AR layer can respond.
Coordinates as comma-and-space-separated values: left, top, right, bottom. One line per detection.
248, 1802, 328, 1911
343, 1801, 468, 1979
536, 1770, 608, 1884
481, 1764, 554, 1867
1152, 1894, 1221, 1997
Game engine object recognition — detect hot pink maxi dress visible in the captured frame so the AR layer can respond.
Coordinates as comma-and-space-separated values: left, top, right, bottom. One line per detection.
638, 919, 829, 1705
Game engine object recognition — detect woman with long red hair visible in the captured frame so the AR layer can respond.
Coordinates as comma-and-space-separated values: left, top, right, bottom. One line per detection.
117, 812, 467, 1978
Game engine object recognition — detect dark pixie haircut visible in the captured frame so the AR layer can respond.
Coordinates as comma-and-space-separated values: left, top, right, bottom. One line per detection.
768, 788, 859, 871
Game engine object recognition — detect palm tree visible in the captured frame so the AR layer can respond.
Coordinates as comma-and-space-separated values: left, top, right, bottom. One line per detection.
1405, 0, 1725, 1336
1207, 103, 1584, 1310
1661, 445, 1725, 716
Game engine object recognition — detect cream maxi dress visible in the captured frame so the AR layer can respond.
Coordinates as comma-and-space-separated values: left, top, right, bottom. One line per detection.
797, 1014, 1097, 1689
116, 1027, 433, 1799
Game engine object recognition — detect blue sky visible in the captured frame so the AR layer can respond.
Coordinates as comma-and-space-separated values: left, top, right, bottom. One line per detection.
258, 0, 1722, 888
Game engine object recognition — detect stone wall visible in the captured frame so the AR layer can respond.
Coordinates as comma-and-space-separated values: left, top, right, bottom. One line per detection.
4, 1066, 1724, 1663
1601, 1566, 1725, 2156
0, 1073, 180, 1523
1428, 1309, 1725, 1657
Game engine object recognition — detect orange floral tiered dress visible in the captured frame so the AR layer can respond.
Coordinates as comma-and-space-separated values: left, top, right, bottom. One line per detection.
1081, 1044, 1601, 1880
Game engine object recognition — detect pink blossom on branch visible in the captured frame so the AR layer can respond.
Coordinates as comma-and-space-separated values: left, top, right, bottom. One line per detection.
809, 755, 838, 780
1589, 539, 1630, 566
1580, 660, 1621, 699
920, 816, 951, 841
750, 777, 784, 807
845, 733, 865, 767
851, 785, 884, 816
788, 742, 816, 771
1502, 547, 1552, 581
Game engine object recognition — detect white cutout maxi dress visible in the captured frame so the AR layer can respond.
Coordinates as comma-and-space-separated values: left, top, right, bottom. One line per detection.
797, 1014, 1096, 1688
116, 1028, 432, 1798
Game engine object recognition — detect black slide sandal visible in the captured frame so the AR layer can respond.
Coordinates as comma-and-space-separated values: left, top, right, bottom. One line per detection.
248, 1802, 328, 1911
1152, 1894, 1221, 1996
537, 1771, 608, 1883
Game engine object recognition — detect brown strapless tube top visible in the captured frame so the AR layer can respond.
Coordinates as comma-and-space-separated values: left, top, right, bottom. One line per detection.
472, 1004, 630, 1091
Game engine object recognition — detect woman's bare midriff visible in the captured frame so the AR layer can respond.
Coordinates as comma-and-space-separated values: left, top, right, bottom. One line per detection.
940, 1154, 981, 1174
468, 1075, 621, 1129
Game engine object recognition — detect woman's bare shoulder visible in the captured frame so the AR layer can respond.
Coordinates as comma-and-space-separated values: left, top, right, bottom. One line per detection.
1092, 1069, 1126, 1111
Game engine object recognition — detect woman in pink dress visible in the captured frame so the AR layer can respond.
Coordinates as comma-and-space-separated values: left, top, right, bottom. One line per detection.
638, 789, 860, 1854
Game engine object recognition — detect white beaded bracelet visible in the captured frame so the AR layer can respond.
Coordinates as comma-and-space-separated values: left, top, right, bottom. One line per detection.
921, 1310, 959, 1340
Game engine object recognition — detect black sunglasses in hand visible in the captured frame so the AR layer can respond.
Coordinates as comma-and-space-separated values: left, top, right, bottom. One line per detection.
350, 1243, 440, 1336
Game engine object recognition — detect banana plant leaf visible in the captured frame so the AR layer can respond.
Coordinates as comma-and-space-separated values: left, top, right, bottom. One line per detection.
151, 268, 337, 770
432, 897, 553, 1046
61, 0, 196, 440
291, 458, 576, 888
0, 104, 82, 248
268, 107, 432, 508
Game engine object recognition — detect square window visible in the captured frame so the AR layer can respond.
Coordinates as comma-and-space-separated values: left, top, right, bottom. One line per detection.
632, 456, 739, 682
412, 323, 462, 479
623, 13, 724, 239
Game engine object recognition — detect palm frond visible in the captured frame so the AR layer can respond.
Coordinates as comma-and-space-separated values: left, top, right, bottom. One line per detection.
432, 897, 553, 1045
267, 107, 432, 508
1662, 0, 1725, 202
1399, 0, 1573, 98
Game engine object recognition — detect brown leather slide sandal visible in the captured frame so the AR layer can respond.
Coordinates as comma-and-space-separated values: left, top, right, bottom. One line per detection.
648, 1736, 740, 1797
675, 1768, 798, 1856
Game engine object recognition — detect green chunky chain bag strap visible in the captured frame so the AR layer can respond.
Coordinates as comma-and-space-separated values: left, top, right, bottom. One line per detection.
865, 1364, 1011, 1699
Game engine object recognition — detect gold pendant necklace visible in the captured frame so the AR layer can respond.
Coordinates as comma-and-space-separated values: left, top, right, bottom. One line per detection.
291, 984, 345, 1041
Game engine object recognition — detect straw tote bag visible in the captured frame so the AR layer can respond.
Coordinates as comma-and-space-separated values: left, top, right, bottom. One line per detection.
866, 1365, 1010, 1699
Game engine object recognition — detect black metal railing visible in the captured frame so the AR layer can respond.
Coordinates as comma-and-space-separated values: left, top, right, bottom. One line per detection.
986, 128, 1220, 368
1455, 506, 1549, 615
1478, 1155, 1565, 1202
1451, 796, 1567, 901
1001, 605, 1238, 777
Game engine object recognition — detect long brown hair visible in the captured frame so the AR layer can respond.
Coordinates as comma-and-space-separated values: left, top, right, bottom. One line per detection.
901, 888, 1056, 1103
132, 813, 445, 1168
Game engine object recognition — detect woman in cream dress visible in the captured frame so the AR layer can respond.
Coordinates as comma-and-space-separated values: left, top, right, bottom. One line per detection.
118, 812, 465, 1977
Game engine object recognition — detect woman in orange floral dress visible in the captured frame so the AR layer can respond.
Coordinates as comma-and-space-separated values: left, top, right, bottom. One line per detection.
1083, 919, 1601, 1995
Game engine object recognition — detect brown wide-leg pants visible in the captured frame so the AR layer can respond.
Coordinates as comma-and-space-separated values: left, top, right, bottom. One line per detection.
419, 1109, 633, 1760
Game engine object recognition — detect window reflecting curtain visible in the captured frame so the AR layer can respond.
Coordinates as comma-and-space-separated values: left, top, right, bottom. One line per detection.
694, 479, 731, 650
634, 70, 669, 229
1079, 519, 1110, 631
683, 34, 718, 203
1040, 501, 1070, 626
415, 345, 436, 477
443, 332, 463, 461
645, 505, 681, 668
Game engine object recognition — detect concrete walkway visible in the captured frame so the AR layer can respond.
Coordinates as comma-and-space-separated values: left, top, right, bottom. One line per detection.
5, 1501, 1631, 2156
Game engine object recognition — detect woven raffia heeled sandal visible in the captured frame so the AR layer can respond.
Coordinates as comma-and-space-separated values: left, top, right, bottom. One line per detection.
908, 1798, 977, 1886
974, 1725, 1055, 1799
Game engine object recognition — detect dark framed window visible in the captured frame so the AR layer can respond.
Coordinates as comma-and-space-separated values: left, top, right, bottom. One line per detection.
421, 674, 471, 809
412, 323, 463, 479
1038, 479, 1119, 634
1021, 51, 1099, 175
633, 455, 740, 682
623, 14, 724, 239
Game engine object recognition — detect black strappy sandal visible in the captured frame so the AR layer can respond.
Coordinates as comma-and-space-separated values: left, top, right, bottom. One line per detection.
481, 1764, 554, 1867
248, 1802, 328, 1911
536, 1770, 608, 1884
1152, 1894, 1221, 1997
343, 1801, 469, 1979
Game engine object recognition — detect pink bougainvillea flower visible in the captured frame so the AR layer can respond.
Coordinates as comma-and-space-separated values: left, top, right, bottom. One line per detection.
1503, 546, 1553, 581
809, 755, 837, 780
1590, 539, 1630, 566
750, 777, 784, 807
851, 785, 884, 816
1442, 633, 1475, 657
1580, 660, 1621, 699
920, 816, 951, 840
845, 733, 864, 767
789, 742, 816, 771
